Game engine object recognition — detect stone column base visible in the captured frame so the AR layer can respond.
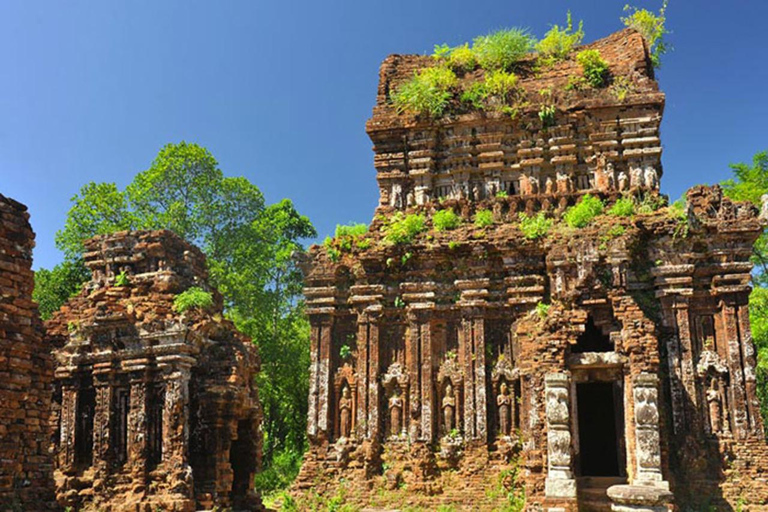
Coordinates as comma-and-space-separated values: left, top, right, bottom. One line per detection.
607, 484, 673, 512
545, 477, 577, 498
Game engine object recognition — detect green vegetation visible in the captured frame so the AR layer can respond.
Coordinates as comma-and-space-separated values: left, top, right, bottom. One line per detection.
621, 1, 670, 68
518, 212, 553, 240
335, 222, 367, 238
448, 240, 461, 250
636, 194, 665, 214
383, 212, 427, 244
173, 287, 214, 313
115, 270, 130, 287
41, 141, 316, 495
33, 259, 89, 320
433, 208, 461, 231
536, 11, 584, 67
392, 66, 458, 117
538, 105, 556, 128
461, 70, 519, 110
608, 197, 635, 217
323, 237, 342, 262
472, 28, 537, 71
535, 302, 550, 319
610, 75, 634, 101
433, 43, 477, 71
576, 49, 609, 87
474, 209, 495, 228
495, 190, 509, 198
564, 194, 604, 228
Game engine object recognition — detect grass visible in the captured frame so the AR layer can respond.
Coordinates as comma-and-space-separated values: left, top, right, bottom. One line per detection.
538, 105, 556, 128
173, 286, 213, 313
335, 222, 367, 238
461, 70, 519, 110
433, 208, 461, 231
576, 49, 609, 88
536, 11, 584, 67
433, 43, 477, 71
518, 212, 553, 240
472, 28, 537, 71
392, 66, 458, 117
564, 194, 604, 228
383, 212, 427, 244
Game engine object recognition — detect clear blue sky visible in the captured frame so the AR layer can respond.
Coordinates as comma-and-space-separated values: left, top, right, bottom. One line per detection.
1, 1, 766, 270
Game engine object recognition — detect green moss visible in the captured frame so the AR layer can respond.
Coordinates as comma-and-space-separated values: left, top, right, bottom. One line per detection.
564, 194, 604, 228
519, 212, 553, 240
576, 49, 609, 87
391, 66, 458, 117
173, 287, 214, 313
433, 208, 461, 231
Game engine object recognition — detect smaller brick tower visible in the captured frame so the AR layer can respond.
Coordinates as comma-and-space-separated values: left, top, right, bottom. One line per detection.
46, 230, 263, 512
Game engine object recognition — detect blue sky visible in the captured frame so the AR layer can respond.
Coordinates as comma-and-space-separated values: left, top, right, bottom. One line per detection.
1, 1, 766, 270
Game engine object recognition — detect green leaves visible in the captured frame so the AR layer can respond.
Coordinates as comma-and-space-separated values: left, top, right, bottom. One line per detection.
472, 28, 537, 71
576, 49, 609, 88
432, 208, 461, 231
173, 287, 214, 313
33, 259, 90, 320
564, 194, 605, 228
621, 1, 670, 68
391, 66, 458, 118
536, 11, 585, 67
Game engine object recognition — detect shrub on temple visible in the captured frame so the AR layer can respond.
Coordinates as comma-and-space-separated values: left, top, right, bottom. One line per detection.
564, 194, 604, 228
433, 208, 461, 231
391, 66, 458, 118
382, 212, 427, 245
608, 197, 635, 217
536, 11, 584, 67
472, 28, 537, 71
173, 286, 214, 313
519, 212, 553, 240
576, 49, 609, 88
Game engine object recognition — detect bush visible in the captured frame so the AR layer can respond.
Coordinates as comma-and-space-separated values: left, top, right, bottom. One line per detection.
115, 270, 130, 287
173, 286, 214, 313
391, 66, 458, 117
536, 11, 584, 66
383, 212, 427, 244
564, 194, 604, 228
622, 1, 669, 68
433, 208, 461, 231
519, 212, 553, 240
335, 222, 367, 238
576, 49, 609, 88
460, 70, 518, 110
434, 43, 477, 70
254, 448, 304, 496
474, 209, 495, 228
472, 28, 536, 71
608, 197, 635, 217
538, 105, 556, 128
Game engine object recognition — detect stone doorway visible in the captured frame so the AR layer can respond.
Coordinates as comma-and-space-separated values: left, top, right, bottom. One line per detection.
576, 381, 624, 477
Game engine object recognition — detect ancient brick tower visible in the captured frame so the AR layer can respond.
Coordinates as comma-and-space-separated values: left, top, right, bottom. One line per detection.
296, 29, 768, 510
46, 230, 263, 512
0, 194, 55, 511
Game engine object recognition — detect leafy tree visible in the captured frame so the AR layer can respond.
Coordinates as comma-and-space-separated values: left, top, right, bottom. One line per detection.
33, 259, 90, 320
41, 141, 316, 483
721, 150, 768, 434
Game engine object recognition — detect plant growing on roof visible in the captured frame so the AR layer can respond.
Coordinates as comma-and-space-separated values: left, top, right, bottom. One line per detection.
382, 212, 427, 245
173, 286, 214, 313
433, 208, 461, 231
391, 66, 458, 118
518, 212, 553, 240
472, 28, 537, 71
576, 49, 609, 87
564, 194, 605, 228
461, 70, 519, 110
536, 11, 584, 67
608, 197, 635, 217
474, 209, 494, 228
621, 1, 670, 68
433, 43, 477, 71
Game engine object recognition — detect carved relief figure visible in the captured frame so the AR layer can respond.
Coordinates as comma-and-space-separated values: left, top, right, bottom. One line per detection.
545, 176, 554, 194
497, 381, 512, 436
706, 378, 722, 434
406, 190, 415, 207
606, 162, 616, 190
339, 385, 353, 438
618, 171, 629, 191
390, 183, 403, 208
472, 183, 481, 201
529, 176, 540, 195
389, 386, 404, 436
644, 165, 659, 190
630, 165, 643, 189
443, 383, 456, 434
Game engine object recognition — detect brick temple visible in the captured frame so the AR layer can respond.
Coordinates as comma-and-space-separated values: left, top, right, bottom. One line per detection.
45, 230, 263, 511
295, 29, 768, 510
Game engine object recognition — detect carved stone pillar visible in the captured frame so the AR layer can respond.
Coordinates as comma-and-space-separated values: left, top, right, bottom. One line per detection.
355, 310, 381, 440
163, 364, 192, 466
92, 373, 112, 469
736, 302, 764, 435
308, 314, 334, 441
460, 312, 487, 441
128, 379, 147, 471
544, 373, 576, 498
632, 374, 668, 489
721, 299, 749, 439
59, 384, 77, 470
406, 310, 434, 441
660, 295, 693, 435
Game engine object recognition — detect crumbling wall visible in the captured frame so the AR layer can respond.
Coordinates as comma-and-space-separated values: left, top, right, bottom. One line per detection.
0, 194, 55, 511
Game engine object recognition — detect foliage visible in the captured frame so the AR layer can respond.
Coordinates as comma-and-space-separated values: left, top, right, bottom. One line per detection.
749, 286, 768, 435
391, 66, 458, 118
564, 194, 604, 228
538, 105, 556, 128
115, 270, 130, 287
448, 240, 460, 250
636, 193, 665, 214
472, 28, 537, 71
324, 238, 341, 262
433, 208, 461, 231
608, 197, 635, 217
49, 141, 316, 487
495, 190, 509, 198
610, 75, 634, 101
576, 49, 609, 88
339, 344, 352, 360
535, 302, 550, 319
434, 43, 477, 71
33, 259, 89, 320
536, 11, 584, 67
335, 222, 367, 238
461, 70, 518, 110
474, 209, 495, 228
253, 448, 304, 496
621, 1, 670, 68
518, 212, 553, 240
173, 287, 214, 313
382, 212, 427, 245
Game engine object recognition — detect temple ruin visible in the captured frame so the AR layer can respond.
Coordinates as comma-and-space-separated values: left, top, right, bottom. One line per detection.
0, 194, 55, 511
295, 29, 768, 510
45, 230, 264, 512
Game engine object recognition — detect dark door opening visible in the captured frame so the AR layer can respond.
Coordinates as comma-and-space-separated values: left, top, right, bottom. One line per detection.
577, 382, 623, 476
229, 419, 256, 505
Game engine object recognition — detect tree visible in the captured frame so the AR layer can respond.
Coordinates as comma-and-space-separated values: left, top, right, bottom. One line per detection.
40, 141, 316, 484
33, 259, 90, 320
721, 150, 768, 434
